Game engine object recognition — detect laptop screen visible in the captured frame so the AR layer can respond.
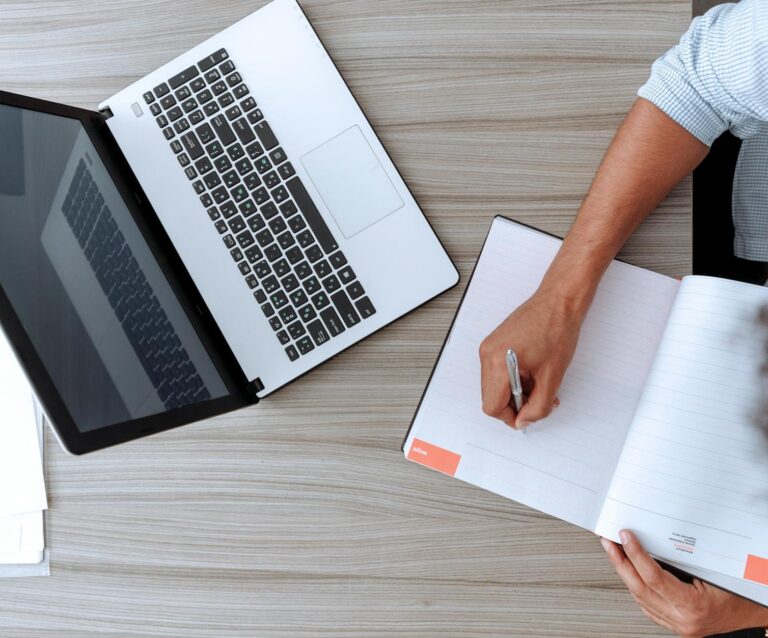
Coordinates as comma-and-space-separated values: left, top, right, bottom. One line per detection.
0, 103, 228, 432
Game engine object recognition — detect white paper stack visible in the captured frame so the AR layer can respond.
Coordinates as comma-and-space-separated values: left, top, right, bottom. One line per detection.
0, 327, 48, 575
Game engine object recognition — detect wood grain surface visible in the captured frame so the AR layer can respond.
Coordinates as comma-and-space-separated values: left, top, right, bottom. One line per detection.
0, 1, 692, 635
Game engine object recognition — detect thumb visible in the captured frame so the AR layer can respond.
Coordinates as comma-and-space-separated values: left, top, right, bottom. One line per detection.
516, 376, 558, 428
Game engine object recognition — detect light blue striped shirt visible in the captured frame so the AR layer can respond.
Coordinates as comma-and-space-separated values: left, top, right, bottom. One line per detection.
638, 0, 768, 261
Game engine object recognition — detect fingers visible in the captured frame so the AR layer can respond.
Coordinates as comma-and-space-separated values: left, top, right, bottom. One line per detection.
515, 371, 558, 428
479, 348, 517, 427
600, 537, 667, 611
619, 530, 680, 600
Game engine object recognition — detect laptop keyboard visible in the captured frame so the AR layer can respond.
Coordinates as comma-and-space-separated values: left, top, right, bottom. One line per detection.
143, 48, 376, 362
62, 159, 211, 410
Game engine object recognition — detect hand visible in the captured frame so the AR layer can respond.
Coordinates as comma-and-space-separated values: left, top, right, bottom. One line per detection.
602, 530, 768, 637
478, 289, 583, 429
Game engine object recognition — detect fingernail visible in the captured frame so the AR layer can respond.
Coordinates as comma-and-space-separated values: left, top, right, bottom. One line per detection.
600, 538, 612, 552
619, 530, 629, 544
516, 421, 530, 430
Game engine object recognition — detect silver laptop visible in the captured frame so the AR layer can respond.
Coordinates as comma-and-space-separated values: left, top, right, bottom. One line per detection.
0, 0, 457, 453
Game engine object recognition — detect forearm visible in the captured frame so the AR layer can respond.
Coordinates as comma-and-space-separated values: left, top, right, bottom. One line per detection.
538, 98, 709, 315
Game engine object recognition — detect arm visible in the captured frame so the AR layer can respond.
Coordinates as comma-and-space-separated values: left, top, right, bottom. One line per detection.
481, 0, 768, 428
479, 99, 708, 428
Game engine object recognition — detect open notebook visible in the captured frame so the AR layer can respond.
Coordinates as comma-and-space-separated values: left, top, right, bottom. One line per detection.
403, 217, 768, 605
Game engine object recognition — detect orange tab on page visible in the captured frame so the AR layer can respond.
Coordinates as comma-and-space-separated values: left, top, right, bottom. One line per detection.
744, 554, 768, 586
407, 438, 461, 476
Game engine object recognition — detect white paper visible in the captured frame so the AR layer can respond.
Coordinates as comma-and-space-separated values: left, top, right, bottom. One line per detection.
596, 276, 768, 586
404, 218, 679, 530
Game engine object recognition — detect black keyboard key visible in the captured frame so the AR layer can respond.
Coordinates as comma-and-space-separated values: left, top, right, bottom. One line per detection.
269, 147, 287, 165
286, 177, 339, 254
269, 317, 282, 331
254, 121, 279, 149
295, 261, 312, 279
274, 258, 290, 277
153, 83, 170, 98
214, 155, 232, 172
296, 336, 314, 355
219, 60, 235, 75
226, 105, 242, 121
306, 245, 323, 263
256, 229, 273, 247
236, 230, 255, 248
312, 291, 330, 310
211, 80, 227, 96
228, 215, 246, 234
163, 127, 175, 140
231, 185, 248, 202
255, 157, 272, 174
271, 291, 289, 310
185, 166, 197, 180
170, 139, 183, 154
278, 162, 296, 180
269, 217, 287, 234
298, 304, 317, 323
143, 91, 155, 104
181, 97, 198, 113
245, 245, 263, 264
161, 94, 177, 110
338, 266, 356, 285
205, 69, 221, 83
220, 201, 237, 219
223, 234, 236, 249
211, 115, 235, 145
190, 77, 206, 92
254, 289, 267, 304
282, 274, 299, 293
290, 289, 308, 307
245, 274, 258, 289
240, 199, 258, 217
226, 72, 242, 87
264, 171, 280, 189
242, 96, 257, 112
280, 203, 299, 222
198, 49, 229, 72
196, 123, 215, 144
246, 141, 264, 159
304, 276, 321, 295
215, 220, 227, 234
323, 275, 341, 294
219, 93, 235, 108
206, 140, 224, 159
203, 172, 221, 189
227, 144, 245, 161
347, 281, 365, 300
193, 180, 205, 194
189, 109, 204, 125
249, 215, 267, 234
232, 118, 255, 144
181, 131, 204, 160
212, 187, 229, 204
248, 108, 264, 124
278, 231, 295, 249
307, 319, 330, 346
176, 86, 192, 100
264, 245, 282, 264
262, 275, 279, 293
238, 261, 251, 276
198, 89, 213, 104
234, 84, 249, 99
203, 101, 220, 116
200, 193, 213, 207
285, 345, 299, 360
261, 202, 278, 219
169, 65, 199, 89
261, 302, 275, 317
195, 156, 213, 174
287, 320, 305, 339
173, 119, 190, 134
156, 114, 168, 128
254, 261, 271, 279
253, 187, 269, 205
278, 330, 290, 345
150, 103, 162, 116
329, 251, 347, 269
244, 173, 261, 190
331, 290, 361, 328
222, 170, 240, 188
207, 206, 220, 221
279, 306, 297, 324
320, 307, 345, 337
297, 230, 314, 249
314, 260, 332, 279
355, 296, 376, 319
177, 152, 190, 167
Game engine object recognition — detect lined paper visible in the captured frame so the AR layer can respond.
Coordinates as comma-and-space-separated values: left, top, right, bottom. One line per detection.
404, 218, 679, 530
596, 276, 768, 585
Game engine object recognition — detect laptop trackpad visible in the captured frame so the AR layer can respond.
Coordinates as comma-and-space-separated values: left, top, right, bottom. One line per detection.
301, 126, 404, 239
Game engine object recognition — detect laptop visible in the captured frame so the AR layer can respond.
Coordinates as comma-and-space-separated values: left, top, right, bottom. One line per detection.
0, 0, 458, 454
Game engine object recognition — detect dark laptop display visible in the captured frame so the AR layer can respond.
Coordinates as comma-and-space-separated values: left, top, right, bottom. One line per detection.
0, 103, 228, 433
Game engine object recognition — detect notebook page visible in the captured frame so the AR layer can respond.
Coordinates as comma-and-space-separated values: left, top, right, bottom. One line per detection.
404, 218, 679, 531
596, 275, 768, 588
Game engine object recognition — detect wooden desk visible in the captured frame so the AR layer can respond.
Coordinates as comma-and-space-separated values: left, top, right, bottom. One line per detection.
0, 1, 691, 635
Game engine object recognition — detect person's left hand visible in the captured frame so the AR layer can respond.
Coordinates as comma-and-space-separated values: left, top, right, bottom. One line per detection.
601, 530, 768, 637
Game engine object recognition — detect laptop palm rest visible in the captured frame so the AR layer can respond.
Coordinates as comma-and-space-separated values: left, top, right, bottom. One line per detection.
301, 126, 404, 239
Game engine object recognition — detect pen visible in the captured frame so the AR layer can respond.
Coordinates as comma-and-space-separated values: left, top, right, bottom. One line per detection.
506, 349, 525, 429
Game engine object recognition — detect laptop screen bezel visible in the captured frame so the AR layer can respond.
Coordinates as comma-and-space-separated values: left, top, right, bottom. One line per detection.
0, 90, 255, 454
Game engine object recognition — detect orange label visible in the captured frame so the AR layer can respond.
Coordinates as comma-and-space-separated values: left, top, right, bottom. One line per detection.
744, 554, 768, 585
407, 438, 461, 476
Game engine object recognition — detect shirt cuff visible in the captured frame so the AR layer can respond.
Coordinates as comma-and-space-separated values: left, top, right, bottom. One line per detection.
638, 59, 728, 146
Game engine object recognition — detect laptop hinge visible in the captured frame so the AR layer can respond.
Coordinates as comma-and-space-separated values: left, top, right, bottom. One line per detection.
99, 105, 114, 119
247, 378, 264, 399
